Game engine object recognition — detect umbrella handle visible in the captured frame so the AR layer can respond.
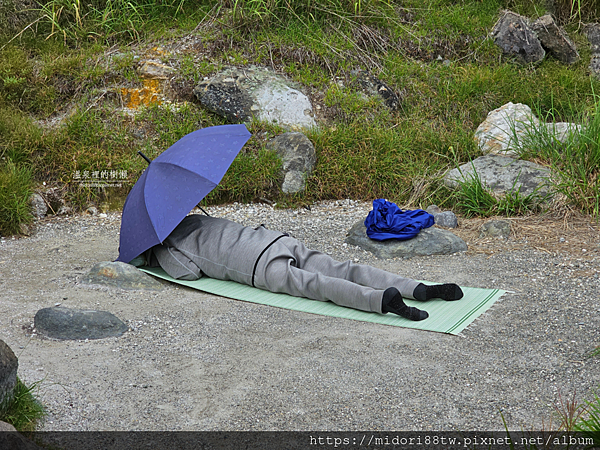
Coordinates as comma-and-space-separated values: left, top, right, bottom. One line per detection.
138, 151, 152, 165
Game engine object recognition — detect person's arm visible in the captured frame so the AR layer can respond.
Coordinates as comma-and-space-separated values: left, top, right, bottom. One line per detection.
152, 243, 202, 281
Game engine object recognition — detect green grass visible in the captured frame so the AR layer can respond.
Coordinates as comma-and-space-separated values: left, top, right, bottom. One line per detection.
0, 161, 33, 236
1, 0, 600, 233
514, 97, 600, 218
0, 378, 46, 432
576, 392, 600, 446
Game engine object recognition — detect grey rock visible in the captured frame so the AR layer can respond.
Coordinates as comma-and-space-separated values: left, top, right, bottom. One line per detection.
351, 70, 400, 110
18, 223, 30, 236
83, 261, 163, 290
425, 205, 458, 228
542, 122, 583, 142
0, 340, 18, 407
193, 66, 316, 130
86, 206, 98, 215
480, 219, 512, 239
34, 306, 129, 340
281, 171, 307, 194
57, 205, 73, 215
532, 15, 579, 64
29, 193, 47, 219
474, 102, 539, 157
266, 132, 316, 194
425, 205, 442, 215
584, 23, 600, 53
584, 23, 600, 79
345, 221, 467, 259
432, 211, 458, 228
590, 54, 600, 79
475, 103, 583, 156
492, 11, 546, 65
0, 421, 16, 431
42, 187, 65, 213
444, 155, 552, 199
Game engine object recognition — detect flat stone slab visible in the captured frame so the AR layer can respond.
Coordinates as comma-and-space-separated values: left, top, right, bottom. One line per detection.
34, 307, 129, 340
345, 221, 467, 259
82, 261, 163, 290
444, 155, 552, 199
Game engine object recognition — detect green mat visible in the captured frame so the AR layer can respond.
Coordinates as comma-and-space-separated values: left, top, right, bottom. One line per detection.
140, 267, 504, 335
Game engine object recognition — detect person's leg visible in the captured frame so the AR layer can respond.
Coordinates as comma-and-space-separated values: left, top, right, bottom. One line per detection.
255, 248, 384, 313
279, 237, 421, 298
254, 239, 429, 320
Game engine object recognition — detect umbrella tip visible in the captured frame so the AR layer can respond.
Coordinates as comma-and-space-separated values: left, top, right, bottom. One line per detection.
138, 151, 152, 165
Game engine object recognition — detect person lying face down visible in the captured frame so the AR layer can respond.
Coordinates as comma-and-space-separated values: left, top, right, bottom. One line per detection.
138, 214, 463, 321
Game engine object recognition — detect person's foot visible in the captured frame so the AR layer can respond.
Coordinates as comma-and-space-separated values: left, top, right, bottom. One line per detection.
382, 288, 428, 321
413, 283, 463, 301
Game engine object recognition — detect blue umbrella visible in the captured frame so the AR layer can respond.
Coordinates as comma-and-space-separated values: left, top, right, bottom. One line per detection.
116, 124, 251, 263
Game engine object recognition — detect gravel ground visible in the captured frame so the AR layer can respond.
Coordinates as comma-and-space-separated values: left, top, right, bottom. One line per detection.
0, 200, 599, 431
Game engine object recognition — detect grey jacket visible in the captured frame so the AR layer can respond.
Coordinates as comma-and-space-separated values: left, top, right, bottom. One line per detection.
147, 215, 286, 284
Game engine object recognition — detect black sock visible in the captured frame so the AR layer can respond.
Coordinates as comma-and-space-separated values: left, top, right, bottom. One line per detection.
413, 283, 464, 301
382, 288, 428, 321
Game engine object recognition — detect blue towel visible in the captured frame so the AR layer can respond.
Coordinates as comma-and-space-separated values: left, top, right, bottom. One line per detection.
364, 199, 434, 241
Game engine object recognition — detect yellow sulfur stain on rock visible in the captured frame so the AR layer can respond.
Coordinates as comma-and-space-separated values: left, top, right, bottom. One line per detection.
120, 79, 163, 109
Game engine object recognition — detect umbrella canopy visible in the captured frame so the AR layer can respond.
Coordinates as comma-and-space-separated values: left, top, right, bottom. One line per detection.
116, 124, 251, 263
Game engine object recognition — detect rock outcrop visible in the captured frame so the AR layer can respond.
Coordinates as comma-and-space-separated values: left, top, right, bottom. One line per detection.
194, 66, 316, 130
346, 221, 467, 259
492, 11, 546, 65
444, 154, 552, 199
266, 132, 316, 194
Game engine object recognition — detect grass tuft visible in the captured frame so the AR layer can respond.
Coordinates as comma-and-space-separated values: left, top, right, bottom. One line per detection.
0, 160, 33, 236
0, 378, 46, 432
452, 166, 544, 218
575, 392, 600, 445
515, 98, 600, 219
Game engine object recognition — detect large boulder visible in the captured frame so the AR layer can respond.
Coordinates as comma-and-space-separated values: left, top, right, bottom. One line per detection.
492, 11, 546, 65
266, 132, 316, 194
532, 15, 579, 64
193, 66, 316, 130
474, 102, 581, 156
345, 221, 467, 259
82, 261, 163, 290
34, 307, 129, 340
0, 340, 18, 407
444, 154, 552, 199
474, 102, 539, 157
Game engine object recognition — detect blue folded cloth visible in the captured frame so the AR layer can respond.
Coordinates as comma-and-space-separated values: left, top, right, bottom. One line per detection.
364, 199, 434, 241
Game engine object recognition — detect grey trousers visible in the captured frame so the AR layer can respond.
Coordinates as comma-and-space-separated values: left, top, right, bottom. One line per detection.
253, 236, 420, 314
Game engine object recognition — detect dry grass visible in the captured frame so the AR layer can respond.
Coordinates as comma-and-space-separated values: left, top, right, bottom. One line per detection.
451, 208, 600, 260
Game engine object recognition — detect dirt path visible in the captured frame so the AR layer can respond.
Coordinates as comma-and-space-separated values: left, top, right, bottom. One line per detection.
1, 204, 599, 431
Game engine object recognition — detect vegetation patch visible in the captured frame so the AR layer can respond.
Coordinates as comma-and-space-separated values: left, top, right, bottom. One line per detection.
0, 378, 46, 432
1, 0, 600, 237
